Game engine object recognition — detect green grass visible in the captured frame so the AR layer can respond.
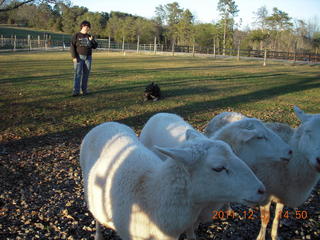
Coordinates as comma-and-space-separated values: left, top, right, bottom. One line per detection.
0, 26, 71, 41
1, 51, 320, 144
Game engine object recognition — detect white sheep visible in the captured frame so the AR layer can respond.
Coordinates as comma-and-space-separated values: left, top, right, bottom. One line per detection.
205, 111, 294, 147
204, 111, 247, 137
256, 106, 320, 240
80, 121, 266, 240
196, 118, 293, 225
139, 112, 200, 149
139, 113, 292, 238
264, 122, 294, 143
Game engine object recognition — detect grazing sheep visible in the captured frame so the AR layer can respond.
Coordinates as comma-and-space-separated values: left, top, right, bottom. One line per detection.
204, 112, 247, 137
140, 113, 291, 238
80, 122, 266, 240
256, 106, 320, 240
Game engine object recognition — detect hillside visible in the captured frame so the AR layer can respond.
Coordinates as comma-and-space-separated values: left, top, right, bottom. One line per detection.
0, 25, 71, 41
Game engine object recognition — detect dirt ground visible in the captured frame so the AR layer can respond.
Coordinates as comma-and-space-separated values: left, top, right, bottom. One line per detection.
1, 134, 319, 240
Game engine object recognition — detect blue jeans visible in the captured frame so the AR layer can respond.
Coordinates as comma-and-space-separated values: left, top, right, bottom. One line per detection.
73, 55, 92, 94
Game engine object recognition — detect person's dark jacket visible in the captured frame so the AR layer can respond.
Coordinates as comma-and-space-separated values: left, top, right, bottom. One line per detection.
70, 32, 98, 58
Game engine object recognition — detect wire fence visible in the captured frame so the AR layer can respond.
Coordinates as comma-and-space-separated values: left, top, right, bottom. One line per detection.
1, 36, 320, 63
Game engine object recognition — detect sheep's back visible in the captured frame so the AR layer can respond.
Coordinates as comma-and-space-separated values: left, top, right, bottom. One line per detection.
82, 122, 162, 227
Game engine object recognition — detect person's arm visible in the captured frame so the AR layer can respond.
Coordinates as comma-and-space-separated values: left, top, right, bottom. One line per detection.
70, 34, 78, 62
89, 35, 98, 49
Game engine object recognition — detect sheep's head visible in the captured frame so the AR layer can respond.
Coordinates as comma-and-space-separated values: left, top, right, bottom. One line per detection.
213, 118, 292, 165
205, 112, 246, 137
294, 106, 320, 172
156, 136, 266, 205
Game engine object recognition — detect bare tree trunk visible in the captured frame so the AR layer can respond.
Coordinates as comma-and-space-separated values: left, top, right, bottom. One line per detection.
263, 49, 267, 66
172, 41, 175, 56
223, 18, 227, 56
192, 43, 195, 57
237, 40, 240, 61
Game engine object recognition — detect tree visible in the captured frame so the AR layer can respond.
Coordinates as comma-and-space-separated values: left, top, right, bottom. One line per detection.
77, 11, 107, 37
135, 18, 159, 43
155, 2, 183, 46
265, 8, 293, 51
253, 6, 268, 31
217, 0, 239, 55
248, 29, 270, 50
60, 4, 88, 33
265, 7, 292, 31
194, 23, 219, 48
0, 0, 68, 12
176, 9, 194, 45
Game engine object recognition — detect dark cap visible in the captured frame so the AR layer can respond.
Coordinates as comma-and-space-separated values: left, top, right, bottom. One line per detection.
80, 20, 91, 29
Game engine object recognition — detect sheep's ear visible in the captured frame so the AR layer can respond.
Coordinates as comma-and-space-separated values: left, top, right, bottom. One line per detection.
294, 106, 310, 122
238, 129, 257, 142
154, 146, 193, 165
186, 129, 203, 141
150, 146, 168, 161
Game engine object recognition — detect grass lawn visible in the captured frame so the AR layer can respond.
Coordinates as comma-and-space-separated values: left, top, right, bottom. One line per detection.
1, 51, 320, 240
1, 51, 320, 144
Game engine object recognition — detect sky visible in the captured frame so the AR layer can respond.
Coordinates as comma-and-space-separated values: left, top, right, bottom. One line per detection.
71, 0, 320, 29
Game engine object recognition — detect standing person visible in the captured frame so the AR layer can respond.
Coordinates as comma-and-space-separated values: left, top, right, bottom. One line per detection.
70, 20, 98, 96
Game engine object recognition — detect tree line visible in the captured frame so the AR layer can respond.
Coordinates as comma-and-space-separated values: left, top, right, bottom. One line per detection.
1, 0, 319, 53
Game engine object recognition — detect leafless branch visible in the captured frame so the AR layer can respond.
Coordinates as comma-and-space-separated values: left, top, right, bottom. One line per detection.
0, 0, 36, 12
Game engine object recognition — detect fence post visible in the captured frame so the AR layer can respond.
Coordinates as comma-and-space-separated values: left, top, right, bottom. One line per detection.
44, 34, 48, 51
154, 36, 157, 55
137, 35, 140, 54
1, 35, 3, 47
263, 49, 267, 66
37, 35, 40, 48
172, 42, 175, 56
13, 35, 16, 52
122, 36, 125, 55
237, 40, 240, 61
213, 38, 216, 59
28, 34, 31, 51
108, 36, 111, 53
192, 44, 195, 57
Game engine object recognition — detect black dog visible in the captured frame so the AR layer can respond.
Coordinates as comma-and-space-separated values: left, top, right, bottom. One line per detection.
144, 82, 161, 101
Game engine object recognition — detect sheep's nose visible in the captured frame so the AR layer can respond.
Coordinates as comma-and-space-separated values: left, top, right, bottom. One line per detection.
316, 158, 320, 172
258, 187, 265, 195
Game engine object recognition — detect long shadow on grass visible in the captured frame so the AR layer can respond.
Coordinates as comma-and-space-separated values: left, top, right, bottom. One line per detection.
116, 76, 320, 125
93, 64, 274, 79
2, 75, 319, 155
0, 73, 71, 84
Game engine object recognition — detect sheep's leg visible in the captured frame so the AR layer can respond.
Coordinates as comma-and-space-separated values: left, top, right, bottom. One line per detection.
271, 202, 284, 240
185, 225, 196, 240
256, 201, 271, 240
95, 220, 104, 240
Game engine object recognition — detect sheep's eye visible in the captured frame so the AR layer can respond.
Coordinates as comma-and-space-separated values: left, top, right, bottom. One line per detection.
212, 167, 226, 173
257, 136, 266, 140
